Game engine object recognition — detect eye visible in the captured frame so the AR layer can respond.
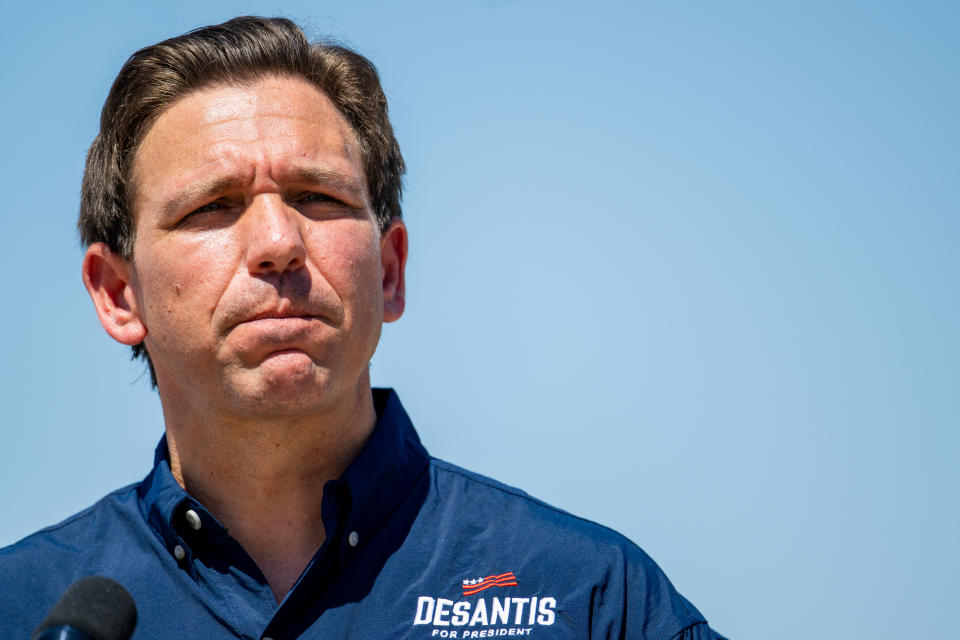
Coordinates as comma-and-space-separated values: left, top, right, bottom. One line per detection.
293, 191, 339, 205
190, 201, 225, 215
177, 199, 238, 229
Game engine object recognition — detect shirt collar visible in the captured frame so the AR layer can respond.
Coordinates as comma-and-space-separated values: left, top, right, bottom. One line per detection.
137, 388, 430, 564
338, 388, 430, 549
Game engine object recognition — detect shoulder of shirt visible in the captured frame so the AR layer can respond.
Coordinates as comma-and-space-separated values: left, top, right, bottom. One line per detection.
430, 458, 704, 637
425, 457, 709, 631
0, 482, 145, 636
428, 456, 647, 551
0, 481, 141, 559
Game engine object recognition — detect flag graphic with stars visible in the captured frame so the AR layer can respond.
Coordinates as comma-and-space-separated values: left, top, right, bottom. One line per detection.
462, 572, 518, 596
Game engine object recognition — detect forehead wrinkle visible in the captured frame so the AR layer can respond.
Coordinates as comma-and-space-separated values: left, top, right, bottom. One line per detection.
131, 76, 369, 221
144, 145, 254, 216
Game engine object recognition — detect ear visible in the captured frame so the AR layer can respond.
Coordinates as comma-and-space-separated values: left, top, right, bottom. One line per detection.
82, 242, 148, 346
380, 219, 408, 323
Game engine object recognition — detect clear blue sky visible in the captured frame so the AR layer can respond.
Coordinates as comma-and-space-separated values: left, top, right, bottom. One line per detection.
1, 2, 957, 638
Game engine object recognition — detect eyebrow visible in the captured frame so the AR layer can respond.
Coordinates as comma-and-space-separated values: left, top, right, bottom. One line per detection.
158, 176, 240, 220
157, 166, 367, 220
286, 167, 367, 202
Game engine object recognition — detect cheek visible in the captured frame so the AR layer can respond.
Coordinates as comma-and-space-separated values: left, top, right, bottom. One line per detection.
307, 222, 383, 301
135, 233, 240, 328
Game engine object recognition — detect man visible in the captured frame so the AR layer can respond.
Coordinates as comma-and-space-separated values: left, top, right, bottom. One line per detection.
0, 16, 723, 639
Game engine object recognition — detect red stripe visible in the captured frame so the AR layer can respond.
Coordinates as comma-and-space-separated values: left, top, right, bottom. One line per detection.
462, 575, 519, 596
463, 581, 517, 596
463, 575, 515, 590
480, 573, 514, 581
473, 572, 515, 584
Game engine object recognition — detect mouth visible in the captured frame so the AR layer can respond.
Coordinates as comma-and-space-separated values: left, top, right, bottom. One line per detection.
246, 311, 319, 322
227, 315, 331, 362
245, 306, 324, 321
237, 315, 327, 333
233, 304, 336, 330
219, 298, 340, 354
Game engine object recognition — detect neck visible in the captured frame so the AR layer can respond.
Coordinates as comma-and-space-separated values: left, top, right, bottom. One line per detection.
159, 377, 377, 602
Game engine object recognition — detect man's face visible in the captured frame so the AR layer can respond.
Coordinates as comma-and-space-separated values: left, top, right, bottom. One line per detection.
112, 76, 404, 418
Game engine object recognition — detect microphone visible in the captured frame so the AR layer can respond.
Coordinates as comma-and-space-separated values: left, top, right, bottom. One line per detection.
31, 576, 137, 640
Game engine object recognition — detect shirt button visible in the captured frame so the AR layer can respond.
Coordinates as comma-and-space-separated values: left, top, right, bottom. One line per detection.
348, 531, 359, 547
173, 545, 186, 561
185, 509, 202, 531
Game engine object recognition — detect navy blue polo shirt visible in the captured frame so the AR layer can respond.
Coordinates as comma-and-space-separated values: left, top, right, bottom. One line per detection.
0, 389, 722, 639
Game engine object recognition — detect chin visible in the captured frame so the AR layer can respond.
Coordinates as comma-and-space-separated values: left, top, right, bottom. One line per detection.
225, 356, 353, 415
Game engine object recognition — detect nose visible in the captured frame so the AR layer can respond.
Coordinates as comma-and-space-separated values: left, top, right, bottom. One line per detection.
243, 195, 307, 275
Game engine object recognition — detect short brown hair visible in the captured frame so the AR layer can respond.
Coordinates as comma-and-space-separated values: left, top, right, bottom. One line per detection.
79, 16, 405, 385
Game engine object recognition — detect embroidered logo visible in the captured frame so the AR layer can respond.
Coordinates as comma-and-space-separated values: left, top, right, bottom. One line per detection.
462, 572, 518, 596
413, 570, 557, 636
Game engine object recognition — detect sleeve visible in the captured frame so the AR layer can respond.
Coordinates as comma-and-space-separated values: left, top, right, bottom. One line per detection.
590, 535, 724, 640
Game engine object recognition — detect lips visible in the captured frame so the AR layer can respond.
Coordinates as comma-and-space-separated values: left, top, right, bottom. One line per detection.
226, 299, 339, 333
234, 313, 332, 340
244, 305, 322, 322
240, 315, 324, 332
218, 298, 338, 355
213, 272, 346, 350
225, 314, 333, 362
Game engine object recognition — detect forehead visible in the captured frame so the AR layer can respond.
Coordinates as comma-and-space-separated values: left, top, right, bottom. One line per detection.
131, 76, 365, 208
